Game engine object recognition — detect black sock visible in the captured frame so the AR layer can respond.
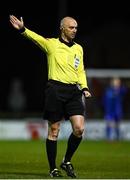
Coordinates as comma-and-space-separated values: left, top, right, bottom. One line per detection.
64, 133, 82, 163
46, 139, 57, 171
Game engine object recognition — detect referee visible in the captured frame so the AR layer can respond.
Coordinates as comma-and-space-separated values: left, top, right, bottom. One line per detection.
9, 15, 91, 178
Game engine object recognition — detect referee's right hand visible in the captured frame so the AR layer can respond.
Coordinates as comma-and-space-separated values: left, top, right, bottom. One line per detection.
9, 15, 24, 30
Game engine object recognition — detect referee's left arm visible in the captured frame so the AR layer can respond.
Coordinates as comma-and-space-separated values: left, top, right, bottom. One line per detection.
77, 48, 91, 97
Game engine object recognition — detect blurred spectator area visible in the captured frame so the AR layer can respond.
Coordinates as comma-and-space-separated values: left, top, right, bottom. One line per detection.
85, 69, 130, 120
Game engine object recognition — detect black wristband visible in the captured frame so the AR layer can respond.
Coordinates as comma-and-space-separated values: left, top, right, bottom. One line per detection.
82, 88, 89, 93
19, 27, 25, 33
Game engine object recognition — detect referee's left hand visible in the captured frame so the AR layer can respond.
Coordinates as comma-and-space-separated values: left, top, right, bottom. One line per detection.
83, 90, 92, 98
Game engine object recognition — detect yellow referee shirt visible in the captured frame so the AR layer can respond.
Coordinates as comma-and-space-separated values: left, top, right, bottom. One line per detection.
22, 28, 88, 90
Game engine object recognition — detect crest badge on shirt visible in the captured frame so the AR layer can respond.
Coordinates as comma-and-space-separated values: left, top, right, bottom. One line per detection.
74, 55, 80, 68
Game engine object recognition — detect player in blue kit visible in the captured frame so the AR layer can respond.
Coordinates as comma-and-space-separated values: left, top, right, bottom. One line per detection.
103, 77, 127, 141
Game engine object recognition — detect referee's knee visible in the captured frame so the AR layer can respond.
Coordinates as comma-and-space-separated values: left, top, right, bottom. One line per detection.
73, 128, 84, 138
48, 127, 60, 140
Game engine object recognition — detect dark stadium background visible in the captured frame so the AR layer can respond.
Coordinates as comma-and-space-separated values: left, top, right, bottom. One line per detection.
0, 0, 130, 117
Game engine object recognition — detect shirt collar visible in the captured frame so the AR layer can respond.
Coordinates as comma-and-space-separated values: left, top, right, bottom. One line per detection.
59, 36, 75, 47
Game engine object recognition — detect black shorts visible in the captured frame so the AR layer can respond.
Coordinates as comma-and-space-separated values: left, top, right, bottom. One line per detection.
43, 80, 85, 122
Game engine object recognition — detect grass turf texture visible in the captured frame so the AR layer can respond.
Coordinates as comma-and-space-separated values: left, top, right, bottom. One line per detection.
0, 140, 130, 179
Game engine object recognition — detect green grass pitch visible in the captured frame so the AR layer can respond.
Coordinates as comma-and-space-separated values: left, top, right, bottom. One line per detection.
0, 139, 130, 179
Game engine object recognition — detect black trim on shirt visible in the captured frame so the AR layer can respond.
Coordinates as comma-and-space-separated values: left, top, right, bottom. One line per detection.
59, 36, 75, 47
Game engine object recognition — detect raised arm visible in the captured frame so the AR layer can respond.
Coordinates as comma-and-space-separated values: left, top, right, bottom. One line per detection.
9, 15, 54, 54
9, 15, 24, 30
